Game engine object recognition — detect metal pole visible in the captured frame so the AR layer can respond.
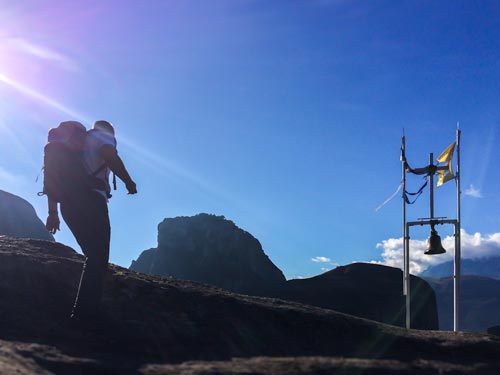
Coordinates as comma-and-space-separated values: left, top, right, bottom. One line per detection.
405, 223, 411, 329
454, 127, 462, 332
401, 136, 411, 329
429, 153, 434, 220
454, 222, 459, 332
402, 136, 408, 296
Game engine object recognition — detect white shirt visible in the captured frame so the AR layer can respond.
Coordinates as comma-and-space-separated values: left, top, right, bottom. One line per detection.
83, 129, 117, 198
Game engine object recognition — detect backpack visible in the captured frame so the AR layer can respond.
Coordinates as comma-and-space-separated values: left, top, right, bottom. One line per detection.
40, 121, 107, 203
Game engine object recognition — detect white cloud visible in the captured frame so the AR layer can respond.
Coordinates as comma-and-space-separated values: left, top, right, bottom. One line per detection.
464, 184, 482, 198
374, 229, 500, 275
311, 256, 331, 263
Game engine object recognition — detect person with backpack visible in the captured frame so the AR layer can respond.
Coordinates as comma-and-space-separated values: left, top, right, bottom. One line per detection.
43, 120, 137, 324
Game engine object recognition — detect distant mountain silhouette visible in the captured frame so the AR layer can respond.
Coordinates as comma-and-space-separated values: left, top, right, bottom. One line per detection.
426, 275, 500, 332
421, 258, 500, 279
2, 236, 500, 374
0, 190, 53, 241
286, 263, 438, 330
130, 213, 287, 297
131, 214, 438, 330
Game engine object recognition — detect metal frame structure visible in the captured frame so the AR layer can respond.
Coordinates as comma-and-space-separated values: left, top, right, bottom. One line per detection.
402, 129, 461, 331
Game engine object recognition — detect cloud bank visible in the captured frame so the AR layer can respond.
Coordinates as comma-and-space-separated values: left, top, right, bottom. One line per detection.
374, 229, 500, 274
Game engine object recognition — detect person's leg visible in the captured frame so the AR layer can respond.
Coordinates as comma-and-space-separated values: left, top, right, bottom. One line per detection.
60, 191, 110, 320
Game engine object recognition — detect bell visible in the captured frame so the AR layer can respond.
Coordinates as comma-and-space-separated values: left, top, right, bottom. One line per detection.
425, 229, 446, 255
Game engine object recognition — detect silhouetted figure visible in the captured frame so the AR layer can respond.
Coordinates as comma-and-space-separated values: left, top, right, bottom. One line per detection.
44, 120, 137, 324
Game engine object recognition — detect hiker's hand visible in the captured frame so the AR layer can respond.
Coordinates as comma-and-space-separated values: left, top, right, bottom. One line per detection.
126, 180, 137, 195
46, 213, 60, 234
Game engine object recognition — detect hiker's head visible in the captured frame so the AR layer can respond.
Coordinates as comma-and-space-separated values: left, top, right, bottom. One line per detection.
93, 120, 115, 136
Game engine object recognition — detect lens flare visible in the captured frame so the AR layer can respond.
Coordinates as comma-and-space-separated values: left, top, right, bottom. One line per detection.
0, 74, 89, 122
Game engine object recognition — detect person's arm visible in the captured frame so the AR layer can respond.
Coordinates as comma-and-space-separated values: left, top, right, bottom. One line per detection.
45, 197, 60, 234
100, 145, 137, 194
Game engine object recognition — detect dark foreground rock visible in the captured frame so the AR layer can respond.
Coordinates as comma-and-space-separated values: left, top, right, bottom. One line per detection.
487, 325, 500, 337
2, 237, 500, 374
1, 343, 496, 375
0, 190, 53, 241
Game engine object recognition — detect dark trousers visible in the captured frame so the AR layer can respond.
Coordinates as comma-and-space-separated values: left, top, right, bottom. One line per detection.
60, 190, 110, 319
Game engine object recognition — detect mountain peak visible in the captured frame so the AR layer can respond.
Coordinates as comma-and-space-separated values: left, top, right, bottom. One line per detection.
131, 213, 286, 296
421, 257, 500, 279
0, 190, 54, 241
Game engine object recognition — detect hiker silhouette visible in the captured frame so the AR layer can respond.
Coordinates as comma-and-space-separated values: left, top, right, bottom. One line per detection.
43, 120, 137, 323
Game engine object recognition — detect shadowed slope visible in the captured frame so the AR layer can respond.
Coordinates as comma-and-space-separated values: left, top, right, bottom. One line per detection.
130, 214, 287, 297
286, 263, 438, 330
0, 190, 54, 241
130, 214, 437, 330
1, 237, 500, 374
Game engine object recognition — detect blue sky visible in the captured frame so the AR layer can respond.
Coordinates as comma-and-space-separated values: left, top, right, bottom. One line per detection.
1, 0, 499, 279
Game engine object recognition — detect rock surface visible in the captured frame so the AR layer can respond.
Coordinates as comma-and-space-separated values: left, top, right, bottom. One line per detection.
286, 263, 438, 330
131, 214, 437, 330
1, 236, 500, 374
130, 214, 287, 296
0, 190, 53, 241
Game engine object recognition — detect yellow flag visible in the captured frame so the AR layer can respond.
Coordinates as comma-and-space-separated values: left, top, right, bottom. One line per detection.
437, 142, 455, 163
436, 141, 456, 187
437, 169, 455, 187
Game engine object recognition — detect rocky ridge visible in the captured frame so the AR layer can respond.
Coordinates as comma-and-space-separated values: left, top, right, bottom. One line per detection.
284, 262, 438, 330
2, 236, 500, 374
131, 214, 438, 330
422, 257, 500, 279
131, 214, 287, 297
0, 190, 53, 241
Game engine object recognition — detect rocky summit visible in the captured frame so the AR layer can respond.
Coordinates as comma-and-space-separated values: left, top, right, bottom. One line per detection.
130, 213, 287, 296
285, 263, 438, 330
131, 214, 438, 330
1, 236, 500, 374
0, 190, 54, 241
